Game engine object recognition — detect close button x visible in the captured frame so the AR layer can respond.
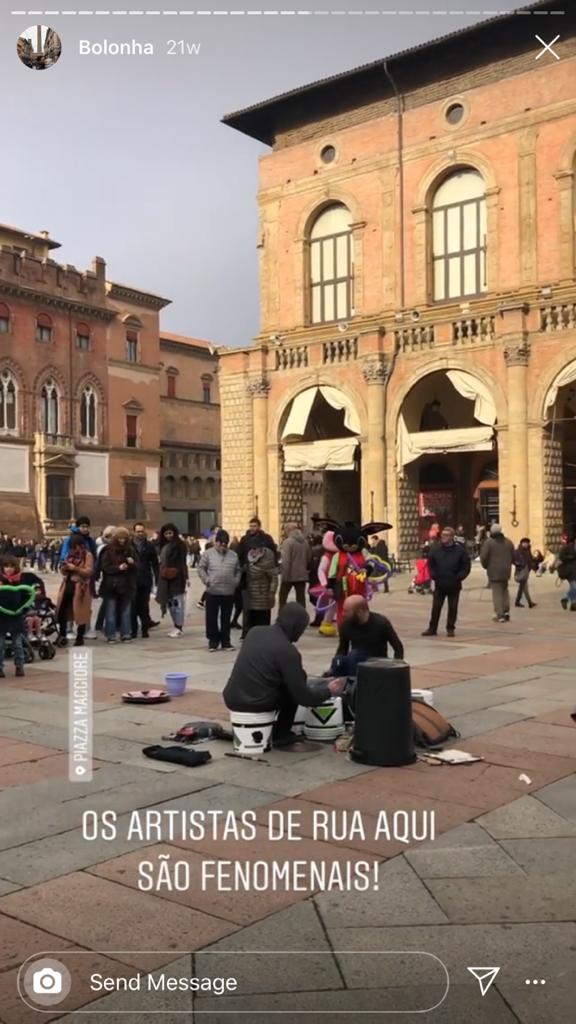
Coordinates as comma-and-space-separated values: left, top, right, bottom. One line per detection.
535, 34, 561, 61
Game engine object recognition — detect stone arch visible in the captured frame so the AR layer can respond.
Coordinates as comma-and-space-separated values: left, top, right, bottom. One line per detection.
532, 351, 576, 546
0, 359, 28, 436
296, 190, 364, 242
270, 378, 368, 444
413, 150, 499, 210
388, 358, 506, 439
531, 348, 576, 423
389, 360, 504, 556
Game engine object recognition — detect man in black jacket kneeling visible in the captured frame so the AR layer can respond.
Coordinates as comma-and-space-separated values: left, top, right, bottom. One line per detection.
422, 526, 471, 638
223, 603, 346, 747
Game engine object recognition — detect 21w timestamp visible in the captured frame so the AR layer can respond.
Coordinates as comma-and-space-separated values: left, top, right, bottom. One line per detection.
167, 40, 202, 56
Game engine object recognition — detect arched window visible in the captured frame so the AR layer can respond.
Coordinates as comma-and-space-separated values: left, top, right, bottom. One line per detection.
76, 323, 90, 351
432, 169, 487, 302
36, 313, 53, 343
126, 329, 139, 363
204, 477, 216, 499
191, 477, 202, 499
0, 369, 17, 434
165, 475, 176, 498
309, 203, 353, 324
178, 476, 189, 499
0, 303, 11, 334
40, 378, 59, 435
80, 384, 98, 441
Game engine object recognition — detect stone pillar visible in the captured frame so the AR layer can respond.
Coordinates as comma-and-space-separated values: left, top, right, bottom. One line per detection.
555, 168, 575, 282
361, 357, 388, 523
504, 339, 530, 542
247, 376, 270, 525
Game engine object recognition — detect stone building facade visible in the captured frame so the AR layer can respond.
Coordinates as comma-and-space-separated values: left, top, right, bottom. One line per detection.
0, 224, 221, 537
218, 1, 576, 555
159, 332, 222, 535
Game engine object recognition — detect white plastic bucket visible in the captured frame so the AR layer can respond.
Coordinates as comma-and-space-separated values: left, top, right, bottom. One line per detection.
411, 688, 435, 708
229, 709, 278, 755
293, 706, 307, 736
304, 697, 345, 742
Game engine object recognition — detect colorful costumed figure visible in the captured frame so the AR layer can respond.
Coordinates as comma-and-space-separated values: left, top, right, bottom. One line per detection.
314, 530, 338, 637
319, 520, 392, 626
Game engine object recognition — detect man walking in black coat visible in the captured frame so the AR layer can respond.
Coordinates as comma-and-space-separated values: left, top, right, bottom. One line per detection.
131, 522, 159, 638
422, 526, 471, 637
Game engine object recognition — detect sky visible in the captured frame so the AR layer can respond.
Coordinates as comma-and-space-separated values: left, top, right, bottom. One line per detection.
2, 1, 534, 346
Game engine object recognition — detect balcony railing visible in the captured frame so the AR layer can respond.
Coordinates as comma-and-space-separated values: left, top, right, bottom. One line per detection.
36, 432, 75, 449
540, 304, 576, 332
452, 315, 496, 344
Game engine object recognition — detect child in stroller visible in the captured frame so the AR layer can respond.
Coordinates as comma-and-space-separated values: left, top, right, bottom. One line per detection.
408, 553, 432, 595
24, 578, 58, 660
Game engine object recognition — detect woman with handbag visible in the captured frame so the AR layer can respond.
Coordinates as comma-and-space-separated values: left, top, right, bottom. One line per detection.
99, 528, 138, 643
56, 533, 94, 646
514, 537, 537, 609
156, 523, 188, 637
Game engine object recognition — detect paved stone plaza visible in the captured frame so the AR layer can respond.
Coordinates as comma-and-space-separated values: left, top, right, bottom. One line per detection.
0, 568, 574, 1023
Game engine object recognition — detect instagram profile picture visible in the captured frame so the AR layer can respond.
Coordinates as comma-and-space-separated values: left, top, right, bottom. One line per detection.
17, 25, 62, 71
20, 957, 72, 1007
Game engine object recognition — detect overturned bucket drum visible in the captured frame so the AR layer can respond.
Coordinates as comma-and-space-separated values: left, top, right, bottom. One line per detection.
351, 659, 416, 767
304, 697, 345, 742
229, 709, 278, 755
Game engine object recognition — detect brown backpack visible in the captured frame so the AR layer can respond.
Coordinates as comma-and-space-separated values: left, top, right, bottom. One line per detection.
412, 699, 459, 748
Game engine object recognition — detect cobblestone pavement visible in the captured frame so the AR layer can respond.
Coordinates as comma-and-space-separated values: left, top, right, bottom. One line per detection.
0, 566, 574, 1023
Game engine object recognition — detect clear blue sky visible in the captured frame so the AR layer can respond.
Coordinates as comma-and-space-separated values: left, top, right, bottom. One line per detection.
3, 1, 529, 345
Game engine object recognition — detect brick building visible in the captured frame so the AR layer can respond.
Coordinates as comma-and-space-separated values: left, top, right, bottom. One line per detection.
159, 332, 222, 535
0, 224, 222, 537
218, 0, 576, 555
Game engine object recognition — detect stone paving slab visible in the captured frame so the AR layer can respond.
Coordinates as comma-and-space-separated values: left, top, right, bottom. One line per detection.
476, 796, 576, 839
314, 857, 448, 929
0, 874, 237, 970
405, 839, 523, 879
427, 873, 576, 923
501, 837, 576, 874
88, 843, 311, 927
195, 901, 342, 994
447, 707, 531, 738
473, 721, 576, 759
0, 739, 65, 768
533, 774, 576, 822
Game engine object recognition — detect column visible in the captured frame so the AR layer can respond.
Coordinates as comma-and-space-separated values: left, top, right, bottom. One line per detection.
247, 376, 270, 526
504, 339, 530, 542
361, 357, 388, 523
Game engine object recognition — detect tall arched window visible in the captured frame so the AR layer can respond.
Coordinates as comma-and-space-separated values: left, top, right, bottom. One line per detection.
165, 475, 176, 498
0, 369, 17, 434
40, 378, 60, 435
80, 384, 97, 441
432, 169, 487, 302
309, 204, 353, 324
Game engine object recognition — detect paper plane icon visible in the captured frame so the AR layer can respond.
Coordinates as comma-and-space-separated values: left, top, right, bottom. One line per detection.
467, 966, 500, 996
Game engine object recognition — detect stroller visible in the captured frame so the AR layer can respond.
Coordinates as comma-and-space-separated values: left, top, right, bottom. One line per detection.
408, 557, 432, 595
27, 606, 58, 660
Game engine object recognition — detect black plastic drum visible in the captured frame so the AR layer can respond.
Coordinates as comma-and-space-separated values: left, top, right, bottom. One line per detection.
351, 659, 416, 767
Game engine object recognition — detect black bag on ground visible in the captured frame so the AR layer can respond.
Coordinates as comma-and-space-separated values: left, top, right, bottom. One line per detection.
412, 699, 460, 748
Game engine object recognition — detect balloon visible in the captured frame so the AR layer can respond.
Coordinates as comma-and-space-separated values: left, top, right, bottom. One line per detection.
365, 553, 392, 582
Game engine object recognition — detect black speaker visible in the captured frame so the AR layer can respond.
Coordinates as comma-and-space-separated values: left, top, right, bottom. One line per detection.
351, 659, 416, 767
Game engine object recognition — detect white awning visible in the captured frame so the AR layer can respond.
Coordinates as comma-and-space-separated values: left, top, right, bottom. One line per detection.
446, 370, 496, 426
544, 361, 576, 412
283, 438, 359, 472
281, 386, 361, 440
397, 416, 494, 472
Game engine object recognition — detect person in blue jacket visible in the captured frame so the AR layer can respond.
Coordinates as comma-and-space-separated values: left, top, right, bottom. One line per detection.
58, 516, 98, 565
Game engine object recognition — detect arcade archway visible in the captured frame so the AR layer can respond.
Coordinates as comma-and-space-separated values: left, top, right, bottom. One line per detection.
543, 365, 576, 537
397, 369, 498, 547
279, 385, 362, 530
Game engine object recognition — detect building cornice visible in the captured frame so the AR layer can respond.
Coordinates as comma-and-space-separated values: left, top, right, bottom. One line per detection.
107, 282, 171, 311
108, 359, 160, 376
160, 338, 217, 359
159, 396, 221, 408
0, 281, 115, 321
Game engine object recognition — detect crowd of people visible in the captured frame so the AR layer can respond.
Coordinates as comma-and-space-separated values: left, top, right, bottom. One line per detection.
0, 512, 575, 683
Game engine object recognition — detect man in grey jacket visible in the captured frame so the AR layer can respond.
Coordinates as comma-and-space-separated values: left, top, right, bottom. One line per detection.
224, 603, 346, 746
197, 529, 240, 651
480, 523, 516, 623
279, 522, 311, 608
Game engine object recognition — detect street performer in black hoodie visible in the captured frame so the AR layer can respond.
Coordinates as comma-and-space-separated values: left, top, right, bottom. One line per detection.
224, 603, 346, 747
422, 526, 471, 638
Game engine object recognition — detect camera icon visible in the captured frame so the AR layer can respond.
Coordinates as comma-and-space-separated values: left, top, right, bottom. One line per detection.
33, 966, 63, 994
21, 958, 71, 1005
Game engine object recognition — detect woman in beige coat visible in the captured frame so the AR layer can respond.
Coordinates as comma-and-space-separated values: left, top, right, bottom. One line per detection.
56, 533, 94, 647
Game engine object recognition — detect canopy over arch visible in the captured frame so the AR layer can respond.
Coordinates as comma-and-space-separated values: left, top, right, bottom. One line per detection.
281, 386, 361, 440
280, 385, 362, 473
544, 361, 576, 414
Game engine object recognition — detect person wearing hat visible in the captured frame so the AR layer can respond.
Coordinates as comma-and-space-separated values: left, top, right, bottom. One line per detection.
197, 529, 241, 651
480, 523, 516, 623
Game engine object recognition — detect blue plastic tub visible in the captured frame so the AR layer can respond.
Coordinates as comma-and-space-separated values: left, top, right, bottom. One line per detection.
164, 672, 188, 697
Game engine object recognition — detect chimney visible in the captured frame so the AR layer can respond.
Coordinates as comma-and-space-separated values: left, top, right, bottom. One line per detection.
92, 256, 106, 282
